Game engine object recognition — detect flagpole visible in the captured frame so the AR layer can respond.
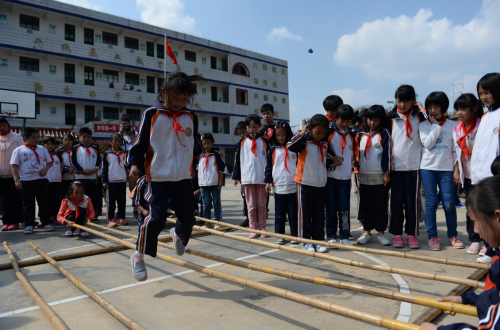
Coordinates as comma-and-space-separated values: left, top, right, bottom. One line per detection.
163, 34, 167, 80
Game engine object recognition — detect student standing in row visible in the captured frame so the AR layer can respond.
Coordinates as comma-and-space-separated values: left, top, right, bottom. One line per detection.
58, 133, 75, 199
43, 136, 63, 224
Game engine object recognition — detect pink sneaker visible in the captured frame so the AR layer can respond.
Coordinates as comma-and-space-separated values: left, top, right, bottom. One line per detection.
109, 220, 117, 227
249, 232, 258, 238
392, 235, 404, 248
407, 235, 420, 249
118, 219, 129, 225
428, 237, 441, 251
0, 225, 8, 231
479, 246, 487, 256
8, 224, 19, 231
467, 242, 481, 254
449, 237, 464, 249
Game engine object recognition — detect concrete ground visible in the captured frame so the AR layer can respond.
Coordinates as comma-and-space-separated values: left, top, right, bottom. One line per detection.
0, 182, 485, 330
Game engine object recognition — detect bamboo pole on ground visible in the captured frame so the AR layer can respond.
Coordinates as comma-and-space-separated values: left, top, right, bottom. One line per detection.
174, 211, 488, 270
3, 242, 68, 330
71, 223, 421, 330
165, 219, 485, 289
88, 222, 478, 317
29, 242, 146, 330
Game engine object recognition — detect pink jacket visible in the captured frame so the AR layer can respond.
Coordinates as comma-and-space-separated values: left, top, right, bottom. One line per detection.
0, 131, 24, 178
57, 196, 95, 225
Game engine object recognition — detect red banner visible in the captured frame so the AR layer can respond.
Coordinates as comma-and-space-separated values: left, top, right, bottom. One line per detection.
93, 124, 139, 133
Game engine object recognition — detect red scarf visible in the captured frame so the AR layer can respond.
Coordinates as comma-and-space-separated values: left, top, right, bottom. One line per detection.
358, 125, 363, 131
82, 145, 93, 160
456, 118, 477, 158
162, 110, 187, 147
203, 153, 213, 172
398, 109, 413, 139
0, 130, 11, 136
428, 116, 446, 126
70, 196, 83, 220
24, 143, 41, 164
111, 151, 123, 166
326, 115, 335, 123
363, 132, 378, 159
49, 151, 57, 167
311, 141, 326, 163
247, 136, 258, 157
337, 131, 348, 154
280, 145, 291, 177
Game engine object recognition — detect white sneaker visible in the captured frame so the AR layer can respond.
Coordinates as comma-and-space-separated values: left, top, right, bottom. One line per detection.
214, 225, 222, 229
419, 222, 426, 229
477, 255, 494, 264
328, 238, 338, 249
377, 234, 391, 246
340, 239, 352, 246
357, 233, 372, 245
315, 245, 327, 253
303, 243, 315, 252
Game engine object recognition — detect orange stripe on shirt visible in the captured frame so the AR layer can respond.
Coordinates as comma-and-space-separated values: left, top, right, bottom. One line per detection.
144, 111, 161, 181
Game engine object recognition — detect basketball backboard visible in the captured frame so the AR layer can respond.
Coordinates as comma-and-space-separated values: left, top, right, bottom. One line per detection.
0, 89, 36, 119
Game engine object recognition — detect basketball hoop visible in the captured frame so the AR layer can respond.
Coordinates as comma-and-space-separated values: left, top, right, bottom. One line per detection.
3, 110, 18, 122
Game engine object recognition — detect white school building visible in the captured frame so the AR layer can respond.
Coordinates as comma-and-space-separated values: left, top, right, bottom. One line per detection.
0, 0, 289, 168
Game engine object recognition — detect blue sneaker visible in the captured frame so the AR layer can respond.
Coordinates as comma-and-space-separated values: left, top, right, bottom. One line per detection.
170, 228, 186, 256
455, 203, 466, 208
44, 225, 53, 232
276, 238, 285, 245
24, 226, 33, 234
302, 243, 315, 252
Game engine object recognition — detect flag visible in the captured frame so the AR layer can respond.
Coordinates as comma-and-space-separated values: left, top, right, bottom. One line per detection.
166, 40, 177, 65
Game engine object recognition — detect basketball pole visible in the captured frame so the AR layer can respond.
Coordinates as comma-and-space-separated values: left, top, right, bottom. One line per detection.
21, 118, 26, 136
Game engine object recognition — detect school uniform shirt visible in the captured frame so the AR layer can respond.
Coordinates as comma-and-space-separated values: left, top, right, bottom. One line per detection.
130, 175, 149, 211
286, 132, 336, 187
389, 107, 427, 171
198, 148, 225, 187
70, 143, 102, 180
56, 195, 95, 225
232, 133, 269, 185
0, 130, 23, 178
326, 124, 357, 180
471, 106, 500, 184
10, 144, 52, 181
452, 118, 481, 186
122, 131, 138, 152
354, 129, 392, 174
46, 151, 63, 183
102, 149, 127, 183
57, 147, 74, 180
264, 144, 298, 187
126, 101, 198, 182
419, 118, 458, 171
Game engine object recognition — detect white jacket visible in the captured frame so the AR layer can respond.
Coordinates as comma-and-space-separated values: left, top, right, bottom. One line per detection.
452, 118, 480, 186
264, 145, 297, 186
0, 131, 23, 178
419, 119, 457, 171
355, 129, 392, 174
46, 151, 63, 183
102, 150, 127, 183
471, 108, 500, 184
232, 134, 269, 185
198, 149, 225, 186
327, 126, 355, 180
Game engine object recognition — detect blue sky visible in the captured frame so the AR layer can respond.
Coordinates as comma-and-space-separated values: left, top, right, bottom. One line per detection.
60, 0, 500, 127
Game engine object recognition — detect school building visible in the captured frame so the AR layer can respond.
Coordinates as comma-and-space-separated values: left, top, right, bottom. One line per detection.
0, 0, 289, 168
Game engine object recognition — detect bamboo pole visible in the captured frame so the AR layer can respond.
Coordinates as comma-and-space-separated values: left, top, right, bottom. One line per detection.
174, 211, 488, 270
29, 242, 146, 330
71, 223, 421, 330
88, 222, 478, 317
165, 219, 485, 289
3, 242, 68, 330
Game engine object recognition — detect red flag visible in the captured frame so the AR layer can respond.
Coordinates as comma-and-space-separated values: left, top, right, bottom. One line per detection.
166, 40, 177, 65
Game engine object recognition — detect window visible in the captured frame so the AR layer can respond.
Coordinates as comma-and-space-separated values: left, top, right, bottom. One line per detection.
85, 105, 95, 123
146, 42, 154, 57
223, 89, 229, 103
19, 14, 39, 30
236, 89, 248, 105
157, 44, 164, 59
211, 56, 217, 70
103, 69, 119, 82
125, 73, 140, 85
65, 104, 76, 125
185, 50, 196, 62
102, 31, 118, 46
147, 76, 155, 94
232, 63, 249, 76
35, 101, 40, 115
212, 117, 219, 134
84, 67, 94, 86
84, 28, 94, 45
126, 109, 141, 122
65, 64, 75, 83
124, 36, 139, 50
65, 24, 75, 42
19, 56, 39, 72
223, 117, 230, 134
222, 57, 228, 72
157, 78, 164, 94
211, 86, 218, 102
103, 107, 119, 120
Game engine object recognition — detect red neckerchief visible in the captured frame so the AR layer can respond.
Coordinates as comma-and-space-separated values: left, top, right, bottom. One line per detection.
24, 143, 41, 164
311, 141, 326, 163
363, 132, 379, 159
247, 136, 258, 157
326, 115, 335, 123
358, 125, 363, 131
337, 131, 348, 154
428, 116, 446, 126
161, 110, 187, 147
49, 151, 57, 168
457, 118, 477, 158
70, 196, 83, 220
397, 108, 413, 139
279, 144, 291, 177
0, 130, 10, 136
81, 144, 93, 160
203, 153, 213, 172
110, 151, 123, 166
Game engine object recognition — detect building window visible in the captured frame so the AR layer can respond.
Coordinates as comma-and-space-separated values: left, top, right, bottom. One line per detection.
84, 105, 95, 123
211, 86, 218, 102
65, 24, 75, 42
124, 36, 139, 50
157, 44, 164, 59
65, 64, 75, 84
212, 117, 219, 134
157, 78, 164, 94
125, 73, 140, 85
146, 42, 154, 57
84, 28, 94, 45
126, 109, 141, 122
222, 57, 228, 72
19, 14, 39, 30
236, 89, 248, 105
84, 67, 94, 86
102, 31, 118, 46
103, 69, 119, 82
35, 100, 40, 115
223, 89, 229, 103
19, 56, 39, 72
210, 56, 217, 70
185, 50, 196, 62
147, 76, 155, 94
65, 104, 76, 125
103, 107, 119, 120
223, 117, 230, 134
232, 63, 249, 76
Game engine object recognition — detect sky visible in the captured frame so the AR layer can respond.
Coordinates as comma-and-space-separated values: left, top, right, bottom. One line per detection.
58, 0, 500, 127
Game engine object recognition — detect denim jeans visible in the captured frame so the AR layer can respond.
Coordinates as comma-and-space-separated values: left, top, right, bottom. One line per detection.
201, 186, 221, 221
325, 178, 351, 239
420, 170, 458, 239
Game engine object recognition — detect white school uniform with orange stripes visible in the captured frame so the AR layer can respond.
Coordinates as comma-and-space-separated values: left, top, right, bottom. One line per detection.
232, 133, 269, 184
102, 149, 127, 183
46, 151, 63, 183
70, 143, 101, 179
264, 144, 297, 187
197, 148, 225, 186
57, 147, 73, 180
327, 124, 356, 180
355, 128, 392, 175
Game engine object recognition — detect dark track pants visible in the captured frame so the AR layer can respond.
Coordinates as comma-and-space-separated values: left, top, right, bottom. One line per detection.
66, 206, 87, 232
0, 177, 23, 225
274, 192, 298, 236
389, 171, 420, 236
358, 184, 389, 232
80, 179, 98, 218
298, 184, 326, 240
60, 180, 73, 200
463, 178, 482, 243
106, 182, 126, 220
22, 179, 50, 227
49, 182, 61, 220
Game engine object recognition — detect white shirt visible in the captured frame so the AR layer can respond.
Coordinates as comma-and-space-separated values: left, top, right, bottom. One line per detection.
46, 151, 63, 182
0, 131, 24, 178
10, 145, 52, 181
419, 119, 458, 171
471, 108, 500, 184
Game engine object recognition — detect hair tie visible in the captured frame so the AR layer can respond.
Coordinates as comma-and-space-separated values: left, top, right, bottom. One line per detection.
74, 181, 81, 184
282, 123, 286, 127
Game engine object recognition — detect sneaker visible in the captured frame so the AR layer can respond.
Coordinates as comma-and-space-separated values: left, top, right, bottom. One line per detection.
290, 236, 299, 244
79, 231, 89, 238
449, 237, 465, 249
261, 232, 267, 238
19, 222, 25, 229
349, 234, 354, 240
393, 235, 404, 248
8, 224, 19, 231
93, 218, 100, 223
455, 203, 466, 208
328, 238, 338, 248
477, 255, 494, 264
44, 225, 53, 232
303, 243, 315, 252
467, 242, 481, 254
24, 226, 33, 234
407, 235, 420, 249
357, 233, 372, 245
133, 210, 139, 219
119, 219, 129, 225
239, 219, 249, 227
428, 237, 441, 251
202, 222, 211, 228
276, 238, 285, 245
170, 228, 185, 256
340, 239, 352, 245
109, 220, 117, 227
438, 202, 442, 207
214, 224, 222, 229
0, 225, 8, 231
65, 230, 74, 237
377, 234, 391, 246
315, 245, 327, 253
249, 232, 259, 238
359, 223, 363, 229
479, 246, 487, 256
130, 253, 147, 281
419, 222, 426, 229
